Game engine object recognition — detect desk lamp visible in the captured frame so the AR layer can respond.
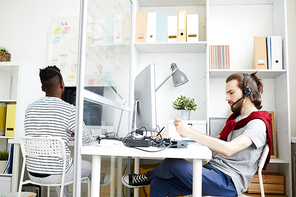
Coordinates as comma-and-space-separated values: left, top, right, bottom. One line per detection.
156, 63, 189, 91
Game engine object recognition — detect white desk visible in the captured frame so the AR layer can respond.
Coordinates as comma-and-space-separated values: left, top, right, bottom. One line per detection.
81, 141, 212, 197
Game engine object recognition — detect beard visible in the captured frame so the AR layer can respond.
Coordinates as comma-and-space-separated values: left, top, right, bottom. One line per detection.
231, 98, 244, 114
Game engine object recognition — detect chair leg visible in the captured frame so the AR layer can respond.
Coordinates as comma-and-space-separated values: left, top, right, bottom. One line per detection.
47, 186, 50, 197
88, 178, 91, 197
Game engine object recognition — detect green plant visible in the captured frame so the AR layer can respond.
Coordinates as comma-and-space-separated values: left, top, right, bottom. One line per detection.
0, 47, 9, 53
172, 95, 197, 111
0, 150, 9, 160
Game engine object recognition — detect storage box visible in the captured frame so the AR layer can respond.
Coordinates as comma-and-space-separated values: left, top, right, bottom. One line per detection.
247, 172, 285, 194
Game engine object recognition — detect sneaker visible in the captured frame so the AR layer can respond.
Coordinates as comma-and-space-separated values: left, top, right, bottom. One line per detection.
100, 173, 112, 187
121, 173, 151, 188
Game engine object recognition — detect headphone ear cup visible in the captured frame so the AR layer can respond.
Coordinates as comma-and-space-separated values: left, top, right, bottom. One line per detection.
244, 87, 252, 96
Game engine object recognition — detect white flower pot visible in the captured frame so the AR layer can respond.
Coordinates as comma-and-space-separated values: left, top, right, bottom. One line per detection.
0, 160, 8, 172
178, 110, 191, 120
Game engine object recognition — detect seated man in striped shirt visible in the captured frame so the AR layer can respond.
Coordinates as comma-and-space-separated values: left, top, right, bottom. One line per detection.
24, 66, 111, 197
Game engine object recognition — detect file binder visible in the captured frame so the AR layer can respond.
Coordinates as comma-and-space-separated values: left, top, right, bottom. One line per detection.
187, 14, 199, 42
168, 16, 178, 42
178, 10, 188, 42
123, 12, 131, 43
266, 36, 272, 69
86, 15, 93, 45
252, 36, 268, 69
146, 12, 157, 42
114, 14, 123, 44
135, 12, 147, 42
5, 104, 16, 137
271, 36, 282, 70
156, 13, 168, 42
93, 18, 104, 44
103, 15, 114, 44
0, 103, 6, 136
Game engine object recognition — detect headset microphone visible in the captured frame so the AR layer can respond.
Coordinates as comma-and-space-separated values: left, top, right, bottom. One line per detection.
232, 73, 252, 106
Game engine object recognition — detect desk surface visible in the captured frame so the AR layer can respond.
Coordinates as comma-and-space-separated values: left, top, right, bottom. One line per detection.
81, 141, 212, 160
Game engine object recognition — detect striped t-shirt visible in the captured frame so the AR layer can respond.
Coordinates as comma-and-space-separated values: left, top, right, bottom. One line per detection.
24, 97, 93, 175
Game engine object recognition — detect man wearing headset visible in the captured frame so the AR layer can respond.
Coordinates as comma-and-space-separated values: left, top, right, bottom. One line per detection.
122, 72, 272, 196
24, 66, 111, 197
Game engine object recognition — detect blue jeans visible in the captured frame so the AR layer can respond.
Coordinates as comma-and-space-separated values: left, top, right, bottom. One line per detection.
146, 158, 237, 197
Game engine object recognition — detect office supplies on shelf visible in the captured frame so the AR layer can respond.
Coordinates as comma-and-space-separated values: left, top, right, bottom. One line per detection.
266, 36, 272, 69
209, 45, 230, 69
114, 13, 123, 44
156, 13, 168, 42
5, 104, 16, 137
123, 12, 131, 43
187, 14, 199, 42
103, 15, 114, 44
168, 16, 178, 42
252, 36, 268, 69
146, 12, 157, 42
0, 103, 6, 136
93, 18, 104, 44
135, 12, 147, 42
178, 10, 188, 42
270, 36, 283, 70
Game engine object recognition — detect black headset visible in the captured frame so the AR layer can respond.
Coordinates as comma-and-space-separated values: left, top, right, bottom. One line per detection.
232, 73, 252, 106
243, 73, 252, 96
48, 68, 63, 83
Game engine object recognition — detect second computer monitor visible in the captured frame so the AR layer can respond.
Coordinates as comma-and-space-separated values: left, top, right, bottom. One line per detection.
133, 63, 157, 131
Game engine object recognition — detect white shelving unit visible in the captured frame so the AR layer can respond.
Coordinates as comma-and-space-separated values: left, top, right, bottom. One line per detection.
132, 0, 292, 196
0, 62, 41, 193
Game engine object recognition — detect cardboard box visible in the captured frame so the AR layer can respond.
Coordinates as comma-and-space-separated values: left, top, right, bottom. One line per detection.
247, 172, 285, 194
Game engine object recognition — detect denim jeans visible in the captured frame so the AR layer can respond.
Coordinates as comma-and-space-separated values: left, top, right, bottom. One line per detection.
146, 158, 237, 197
28, 160, 92, 197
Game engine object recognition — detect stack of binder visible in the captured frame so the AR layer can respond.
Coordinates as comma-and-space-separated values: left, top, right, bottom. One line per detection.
0, 103, 6, 136
90, 12, 131, 45
253, 36, 282, 70
209, 45, 230, 69
5, 104, 16, 137
136, 10, 199, 43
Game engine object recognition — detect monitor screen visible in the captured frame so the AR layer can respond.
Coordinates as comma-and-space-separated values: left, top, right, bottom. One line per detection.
133, 63, 157, 131
62, 86, 115, 126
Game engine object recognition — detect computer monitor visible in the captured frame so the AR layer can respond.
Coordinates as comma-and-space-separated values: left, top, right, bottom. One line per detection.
61, 86, 115, 127
133, 63, 157, 131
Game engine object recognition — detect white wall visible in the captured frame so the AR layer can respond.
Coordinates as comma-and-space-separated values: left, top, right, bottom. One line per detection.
0, 0, 80, 68
1, 0, 296, 136
287, 0, 296, 137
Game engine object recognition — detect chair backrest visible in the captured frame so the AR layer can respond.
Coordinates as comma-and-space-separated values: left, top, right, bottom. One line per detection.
258, 145, 269, 170
20, 136, 66, 158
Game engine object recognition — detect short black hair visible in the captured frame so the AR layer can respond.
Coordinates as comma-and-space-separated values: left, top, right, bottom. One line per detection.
39, 66, 62, 91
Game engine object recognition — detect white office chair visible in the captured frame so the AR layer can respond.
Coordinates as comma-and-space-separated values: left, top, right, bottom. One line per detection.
202, 145, 270, 197
18, 136, 90, 197
257, 145, 269, 197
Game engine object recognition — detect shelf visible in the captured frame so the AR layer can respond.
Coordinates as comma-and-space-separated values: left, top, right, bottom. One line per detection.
210, 0, 274, 6
269, 158, 290, 164
0, 136, 14, 139
209, 69, 286, 78
134, 42, 207, 53
0, 100, 17, 104
138, 0, 206, 7
0, 173, 12, 177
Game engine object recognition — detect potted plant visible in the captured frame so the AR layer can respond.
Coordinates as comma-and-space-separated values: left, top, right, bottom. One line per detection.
0, 150, 9, 173
0, 47, 11, 62
172, 95, 197, 120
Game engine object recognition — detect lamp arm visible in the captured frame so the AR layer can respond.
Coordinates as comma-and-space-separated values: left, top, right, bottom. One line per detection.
155, 69, 177, 92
